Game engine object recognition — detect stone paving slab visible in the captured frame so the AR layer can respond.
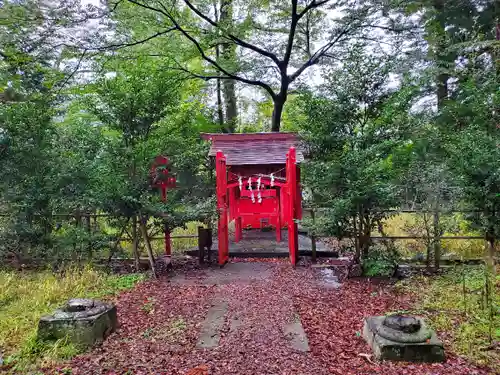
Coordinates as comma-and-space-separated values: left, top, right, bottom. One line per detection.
169, 262, 273, 286
283, 315, 310, 352
196, 301, 228, 349
210, 229, 331, 253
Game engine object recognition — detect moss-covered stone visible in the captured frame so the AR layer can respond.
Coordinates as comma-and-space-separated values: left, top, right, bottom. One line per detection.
37, 299, 117, 350
362, 316, 445, 363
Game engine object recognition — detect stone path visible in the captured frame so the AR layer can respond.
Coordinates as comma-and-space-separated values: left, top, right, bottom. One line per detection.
170, 262, 274, 285
172, 262, 312, 355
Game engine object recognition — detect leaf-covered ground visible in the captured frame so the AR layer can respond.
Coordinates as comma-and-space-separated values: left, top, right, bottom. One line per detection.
46, 261, 494, 375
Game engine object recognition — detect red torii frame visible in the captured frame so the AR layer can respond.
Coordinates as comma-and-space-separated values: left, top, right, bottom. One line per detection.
215, 147, 300, 266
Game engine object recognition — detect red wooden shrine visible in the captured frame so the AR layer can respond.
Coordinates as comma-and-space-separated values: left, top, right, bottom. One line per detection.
202, 133, 303, 266
150, 155, 176, 256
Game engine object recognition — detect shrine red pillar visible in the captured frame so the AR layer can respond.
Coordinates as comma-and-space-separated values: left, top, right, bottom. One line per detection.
216, 151, 229, 266
286, 147, 299, 266
276, 191, 282, 242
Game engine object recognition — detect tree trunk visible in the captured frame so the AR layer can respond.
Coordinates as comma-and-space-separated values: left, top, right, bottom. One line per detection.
216, 78, 224, 130
213, 0, 225, 131
223, 80, 237, 132
86, 213, 92, 260
220, 0, 237, 132
132, 215, 140, 271
433, 0, 449, 109
361, 219, 371, 258
139, 214, 157, 278
484, 232, 496, 343
433, 208, 441, 270
353, 214, 361, 263
271, 96, 285, 132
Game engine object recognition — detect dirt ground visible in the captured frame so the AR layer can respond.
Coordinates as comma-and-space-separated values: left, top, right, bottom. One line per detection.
49, 260, 494, 375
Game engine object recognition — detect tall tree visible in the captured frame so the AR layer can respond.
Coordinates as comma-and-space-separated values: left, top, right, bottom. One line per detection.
92, 0, 410, 131
300, 46, 416, 260
219, 0, 238, 132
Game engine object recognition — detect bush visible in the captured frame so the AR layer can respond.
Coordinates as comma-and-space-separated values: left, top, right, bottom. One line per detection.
362, 243, 400, 277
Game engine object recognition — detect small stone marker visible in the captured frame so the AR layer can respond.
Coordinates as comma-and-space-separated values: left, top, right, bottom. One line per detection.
362, 315, 445, 363
38, 299, 117, 350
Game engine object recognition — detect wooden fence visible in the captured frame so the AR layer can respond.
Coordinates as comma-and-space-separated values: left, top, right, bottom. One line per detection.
0, 209, 496, 261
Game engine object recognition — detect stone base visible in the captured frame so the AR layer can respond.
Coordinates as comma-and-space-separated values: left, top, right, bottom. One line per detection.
38, 301, 117, 349
362, 316, 445, 363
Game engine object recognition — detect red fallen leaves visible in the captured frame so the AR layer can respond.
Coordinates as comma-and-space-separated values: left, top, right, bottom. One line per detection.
46, 262, 494, 375
292, 277, 494, 375
186, 365, 209, 375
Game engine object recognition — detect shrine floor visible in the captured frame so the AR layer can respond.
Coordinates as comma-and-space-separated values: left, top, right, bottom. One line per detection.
58, 260, 488, 375
207, 228, 333, 254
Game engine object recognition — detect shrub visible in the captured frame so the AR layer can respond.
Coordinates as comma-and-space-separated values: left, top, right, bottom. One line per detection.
362, 243, 400, 277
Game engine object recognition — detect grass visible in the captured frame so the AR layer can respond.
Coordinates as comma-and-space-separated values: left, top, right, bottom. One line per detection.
379, 213, 485, 259
398, 266, 500, 371
0, 267, 144, 372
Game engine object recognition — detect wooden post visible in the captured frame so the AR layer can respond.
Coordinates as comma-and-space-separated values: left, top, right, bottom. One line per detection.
198, 226, 205, 264
216, 151, 229, 266
433, 208, 441, 270
287, 147, 299, 266
132, 215, 140, 271
311, 208, 317, 263
139, 214, 157, 278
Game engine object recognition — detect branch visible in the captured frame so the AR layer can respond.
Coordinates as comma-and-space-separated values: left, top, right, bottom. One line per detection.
170, 65, 234, 82
54, 49, 87, 96
297, 0, 332, 19
179, 27, 277, 97
289, 27, 351, 82
124, 0, 276, 97
93, 28, 177, 51
181, 0, 281, 65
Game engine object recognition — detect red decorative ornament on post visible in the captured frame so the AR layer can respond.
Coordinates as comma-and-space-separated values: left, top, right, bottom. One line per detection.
150, 155, 176, 256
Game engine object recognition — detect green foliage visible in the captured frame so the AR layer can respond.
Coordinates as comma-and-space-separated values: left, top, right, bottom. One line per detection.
300, 47, 416, 258
362, 243, 400, 277
0, 0, 217, 263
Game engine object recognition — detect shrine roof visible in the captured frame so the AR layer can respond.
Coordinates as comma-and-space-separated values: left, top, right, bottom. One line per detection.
201, 133, 304, 166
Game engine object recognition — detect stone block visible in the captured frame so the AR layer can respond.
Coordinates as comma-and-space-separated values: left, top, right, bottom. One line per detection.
38, 299, 117, 350
362, 316, 445, 363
